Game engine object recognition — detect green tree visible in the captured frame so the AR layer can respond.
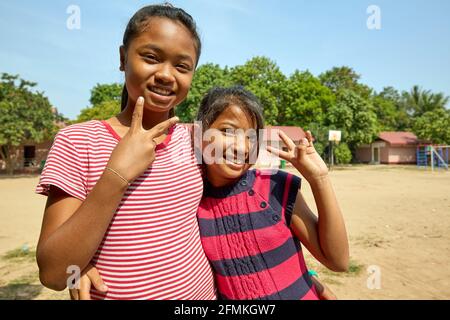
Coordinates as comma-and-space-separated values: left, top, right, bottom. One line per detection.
77, 100, 121, 123
326, 90, 379, 153
307, 123, 333, 160
372, 87, 411, 131
280, 70, 335, 128
402, 85, 449, 117
229, 56, 286, 125
75, 83, 123, 123
334, 142, 352, 164
319, 66, 372, 98
0, 73, 57, 174
177, 63, 231, 122
413, 108, 450, 144
89, 83, 123, 106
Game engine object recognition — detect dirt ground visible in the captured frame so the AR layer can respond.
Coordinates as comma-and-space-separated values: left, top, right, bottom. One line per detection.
0, 165, 449, 300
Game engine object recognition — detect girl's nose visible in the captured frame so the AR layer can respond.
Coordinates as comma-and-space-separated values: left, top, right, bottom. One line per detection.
155, 64, 175, 84
231, 137, 248, 160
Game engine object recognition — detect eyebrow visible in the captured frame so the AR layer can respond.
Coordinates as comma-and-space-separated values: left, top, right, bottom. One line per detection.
138, 44, 194, 65
218, 121, 239, 127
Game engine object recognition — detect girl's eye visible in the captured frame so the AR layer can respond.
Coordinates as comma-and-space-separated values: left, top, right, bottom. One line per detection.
176, 64, 192, 73
143, 55, 159, 63
221, 129, 236, 137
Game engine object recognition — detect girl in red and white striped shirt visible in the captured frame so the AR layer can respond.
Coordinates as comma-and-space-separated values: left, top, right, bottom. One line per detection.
35, 4, 217, 300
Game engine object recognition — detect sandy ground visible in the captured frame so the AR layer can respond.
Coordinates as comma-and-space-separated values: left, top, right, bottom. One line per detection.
0, 165, 449, 300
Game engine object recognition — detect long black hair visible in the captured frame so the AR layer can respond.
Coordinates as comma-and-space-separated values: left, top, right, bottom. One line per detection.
120, 3, 202, 112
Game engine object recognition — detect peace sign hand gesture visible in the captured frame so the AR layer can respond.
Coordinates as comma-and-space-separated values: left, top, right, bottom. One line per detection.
106, 96, 179, 185
266, 130, 329, 183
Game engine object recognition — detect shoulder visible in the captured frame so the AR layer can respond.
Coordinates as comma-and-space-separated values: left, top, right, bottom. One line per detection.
255, 169, 301, 188
254, 169, 301, 206
57, 120, 105, 138
255, 169, 301, 223
173, 123, 192, 140
170, 123, 195, 151
54, 120, 112, 147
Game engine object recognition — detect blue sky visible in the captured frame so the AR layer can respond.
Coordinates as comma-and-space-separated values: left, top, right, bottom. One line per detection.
1, 0, 449, 119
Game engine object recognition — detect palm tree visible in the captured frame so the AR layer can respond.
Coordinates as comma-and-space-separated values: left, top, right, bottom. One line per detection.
403, 85, 449, 117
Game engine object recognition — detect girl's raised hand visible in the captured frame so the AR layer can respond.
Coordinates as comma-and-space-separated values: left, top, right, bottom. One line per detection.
106, 97, 179, 185
266, 130, 329, 183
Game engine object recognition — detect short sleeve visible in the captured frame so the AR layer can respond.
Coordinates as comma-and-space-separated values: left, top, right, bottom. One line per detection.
269, 170, 301, 226
35, 131, 88, 201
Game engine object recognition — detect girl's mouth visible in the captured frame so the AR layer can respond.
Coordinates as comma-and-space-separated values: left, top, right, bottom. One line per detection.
223, 154, 247, 170
148, 86, 175, 97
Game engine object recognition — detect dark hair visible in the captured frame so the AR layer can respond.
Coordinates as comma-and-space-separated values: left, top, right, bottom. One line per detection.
120, 3, 202, 112
196, 86, 265, 159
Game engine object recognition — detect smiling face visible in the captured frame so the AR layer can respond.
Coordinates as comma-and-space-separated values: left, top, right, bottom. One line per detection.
120, 17, 198, 113
204, 104, 258, 187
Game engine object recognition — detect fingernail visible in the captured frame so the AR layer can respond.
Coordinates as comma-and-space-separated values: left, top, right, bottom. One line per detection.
102, 285, 108, 291
137, 96, 144, 103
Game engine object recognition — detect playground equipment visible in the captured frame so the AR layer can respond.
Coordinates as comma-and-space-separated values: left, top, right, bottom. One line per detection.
416, 145, 449, 170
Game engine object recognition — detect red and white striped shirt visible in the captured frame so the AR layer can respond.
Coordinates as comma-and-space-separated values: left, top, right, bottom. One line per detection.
36, 120, 217, 300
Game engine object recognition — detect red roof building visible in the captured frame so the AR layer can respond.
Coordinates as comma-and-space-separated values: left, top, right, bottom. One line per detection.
355, 131, 422, 164
263, 126, 308, 143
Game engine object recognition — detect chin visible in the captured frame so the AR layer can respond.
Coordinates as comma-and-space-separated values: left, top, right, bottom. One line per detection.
220, 164, 248, 179
145, 102, 175, 113
144, 91, 178, 113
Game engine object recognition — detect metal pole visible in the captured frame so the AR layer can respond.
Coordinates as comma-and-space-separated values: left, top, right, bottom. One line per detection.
431, 146, 434, 171
331, 141, 334, 167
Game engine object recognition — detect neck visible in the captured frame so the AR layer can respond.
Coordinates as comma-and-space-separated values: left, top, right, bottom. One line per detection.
119, 100, 171, 130
205, 170, 246, 189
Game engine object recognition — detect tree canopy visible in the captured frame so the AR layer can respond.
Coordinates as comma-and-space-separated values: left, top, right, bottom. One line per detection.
74, 59, 449, 162
0, 73, 58, 174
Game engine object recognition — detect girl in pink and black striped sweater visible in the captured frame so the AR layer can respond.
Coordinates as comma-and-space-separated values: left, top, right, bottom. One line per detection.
196, 86, 349, 300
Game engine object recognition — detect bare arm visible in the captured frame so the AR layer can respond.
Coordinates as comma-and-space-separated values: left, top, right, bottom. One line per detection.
290, 179, 349, 272
36, 172, 128, 291
267, 130, 349, 272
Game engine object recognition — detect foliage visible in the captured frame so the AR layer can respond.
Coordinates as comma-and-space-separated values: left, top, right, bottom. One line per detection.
413, 108, 450, 144
0, 73, 57, 174
177, 63, 231, 122
326, 90, 379, 151
402, 85, 449, 117
89, 83, 123, 106
77, 100, 120, 123
319, 66, 372, 98
75, 59, 450, 154
229, 56, 286, 125
334, 142, 352, 164
280, 70, 335, 128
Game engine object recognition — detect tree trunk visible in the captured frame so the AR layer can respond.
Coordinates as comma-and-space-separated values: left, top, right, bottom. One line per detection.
1, 145, 15, 175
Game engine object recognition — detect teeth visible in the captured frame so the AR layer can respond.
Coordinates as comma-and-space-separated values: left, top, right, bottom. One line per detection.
151, 87, 172, 96
226, 158, 245, 165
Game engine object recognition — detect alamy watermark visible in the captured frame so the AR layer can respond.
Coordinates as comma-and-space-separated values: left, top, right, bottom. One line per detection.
67, 265, 81, 289
192, 121, 286, 171
367, 5, 381, 30
366, 265, 382, 290
66, 5, 81, 30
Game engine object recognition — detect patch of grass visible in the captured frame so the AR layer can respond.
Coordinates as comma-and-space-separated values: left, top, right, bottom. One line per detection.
347, 259, 364, 276
8, 273, 39, 286
307, 258, 365, 278
3, 246, 36, 262
0, 283, 42, 300
0, 273, 42, 300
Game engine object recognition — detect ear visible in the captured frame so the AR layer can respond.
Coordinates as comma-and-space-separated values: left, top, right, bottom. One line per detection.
119, 46, 126, 71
